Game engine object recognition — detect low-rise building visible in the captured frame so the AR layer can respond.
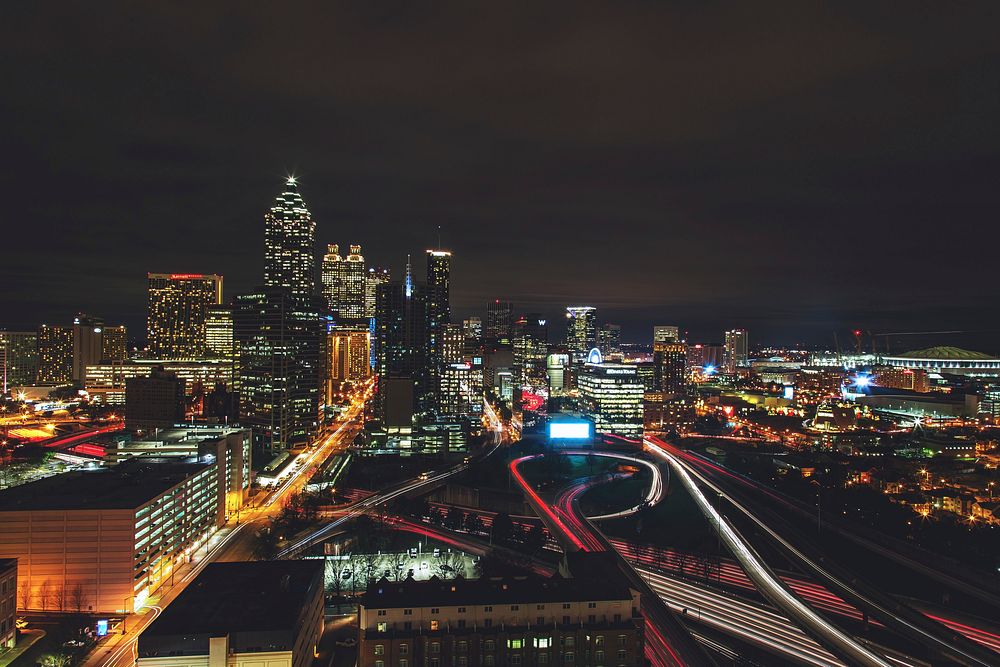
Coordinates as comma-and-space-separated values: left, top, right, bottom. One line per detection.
0, 458, 241, 613
137, 560, 324, 667
359, 575, 644, 667
0, 559, 15, 653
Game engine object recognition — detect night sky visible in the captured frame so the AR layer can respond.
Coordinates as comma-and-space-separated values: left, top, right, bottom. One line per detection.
3, 3, 1000, 349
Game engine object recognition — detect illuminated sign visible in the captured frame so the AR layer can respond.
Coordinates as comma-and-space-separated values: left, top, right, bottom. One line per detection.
783, 385, 795, 400
603, 367, 635, 375
586, 348, 603, 365
548, 421, 592, 440
169, 274, 206, 280
96, 620, 108, 637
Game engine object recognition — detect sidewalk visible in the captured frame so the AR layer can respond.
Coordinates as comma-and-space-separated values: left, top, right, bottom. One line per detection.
0, 629, 45, 667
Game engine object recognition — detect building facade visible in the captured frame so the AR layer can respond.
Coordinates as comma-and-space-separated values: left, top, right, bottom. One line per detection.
0, 331, 37, 393
264, 178, 315, 300
653, 342, 687, 394
359, 575, 643, 667
36, 324, 74, 385
565, 307, 597, 363
724, 329, 748, 372
322, 244, 368, 321
578, 358, 644, 439
147, 274, 223, 360
485, 300, 513, 344
125, 367, 187, 432
0, 559, 14, 653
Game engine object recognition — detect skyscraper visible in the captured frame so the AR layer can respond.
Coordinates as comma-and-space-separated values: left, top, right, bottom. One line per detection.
147, 273, 223, 359
365, 267, 391, 320
513, 314, 549, 413
375, 267, 430, 424
0, 331, 38, 393
425, 249, 452, 405
564, 306, 597, 362
653, 325, 680, 344
264, 177, 315, 299
37, 324, 73, 385
485, 300, 513, 343
36, 316, 125, 386
724, 328, 749, 372
102, 325, 128, 364
654, 341, 688, 394
462, 317, 482, 341
321, 244, 367, 321
598, 323, 622, 358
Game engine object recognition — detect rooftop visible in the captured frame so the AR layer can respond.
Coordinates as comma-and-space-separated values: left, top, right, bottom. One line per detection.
893, 346, 996, 361
140, 561, 323, 641
362, 573, 633, 609
0, 459, 212, 511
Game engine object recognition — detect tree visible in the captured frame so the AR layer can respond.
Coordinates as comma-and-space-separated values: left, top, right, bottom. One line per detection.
360, 551, 382, 589
41, 653, 71, 667
53, 585, 64, 611
18, 584, 30, 611
252, 526, 280, 561
435, 551, 460, 579
38, 580, 51, 611
69, 582, 87, 612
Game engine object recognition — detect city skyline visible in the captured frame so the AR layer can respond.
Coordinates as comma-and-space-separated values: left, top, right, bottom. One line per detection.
3, 4, 1000, 347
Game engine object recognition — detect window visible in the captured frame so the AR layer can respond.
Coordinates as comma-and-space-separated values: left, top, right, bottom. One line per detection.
377, 622, 387, 633
458, 659, 467, 667
404, 609, 413, 616
587, 603, 596, 609
536, 617, 545, 625
510, 605, 520, 611
616, 650, 627, 660
536, 604, 545, 610
431, 608, 440, 614
534, 638, 552, 648
458, 607, 466, 613
588, 615, 596, 624
484, 619, 493, 628
400, 661, 408, 667
564, 652, 575, 663
403, 621, 412, 631
400, 645, 409, 655
378, 610, 387, 616
564, 636, 575, 648
430, 660, 440, 667
485, 657, 495, 667
376, 661, 384, 667
595, 636, 604, 647
562, 616, 570, 625
562, 603, 571, 609
511, 657, 522, 666
539, 653, 549, 664
430, 620, 440, 631
617, 636, 627, 648
613, 613, 621, 623
508, 639, 523, 649
484, 606, 493, 612
485, 640, 496, 651
375, 645, 385, 656
431, 642, 441, 654
458, 641, 468, 653
596, 651, 605, 665
457, 620, 466, 629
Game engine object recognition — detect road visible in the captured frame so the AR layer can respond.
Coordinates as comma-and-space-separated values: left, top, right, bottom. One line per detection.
645, 436, 1000, 667
81, 384, 373, 667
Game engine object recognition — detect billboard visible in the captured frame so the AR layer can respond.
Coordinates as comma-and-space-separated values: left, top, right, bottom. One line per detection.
548, 421, 593, 440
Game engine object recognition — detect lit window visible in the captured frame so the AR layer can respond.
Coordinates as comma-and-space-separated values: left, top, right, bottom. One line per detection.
377, 622, 387, 633
508, 639, 523, 649
375, 645, 385, 655
430, 620, 440, 631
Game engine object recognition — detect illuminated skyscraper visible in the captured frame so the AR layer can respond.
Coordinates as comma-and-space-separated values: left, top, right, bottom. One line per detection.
147, 273, 223, 359
598, 323, 622, 358
463, 317, 482, 340
102, 325, 128, 364
724, 328, 749, 372
0, 331, 38, 392
365, 267, 391, 320
654, 341, 688, 394
564, 306, 597, 362
263, 177, 315, 299
513, 313, 549, 412
653, 325, 680, 344
37, 324, 73, 385
321, 244, 367, 321
578, 354, 644, 439
425, 249, 452, 403
375, 265, 431, 423
485, 300, 513, 343
36, 315, 126, 385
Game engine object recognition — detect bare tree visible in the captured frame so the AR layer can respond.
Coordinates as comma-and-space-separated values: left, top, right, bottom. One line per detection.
53, 585, 64, 611
389, 551, 408, 582
360, 551, 381, 589
18, 584, 30, 611
69, 582, 87, 612
435, 551, 460, 580
38, 580, 51, 611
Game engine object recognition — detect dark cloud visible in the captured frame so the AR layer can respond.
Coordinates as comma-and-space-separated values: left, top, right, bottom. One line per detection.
2, 2, 1000, 348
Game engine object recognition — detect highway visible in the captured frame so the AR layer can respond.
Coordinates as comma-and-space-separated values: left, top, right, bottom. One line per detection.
645, 436, 1000, 667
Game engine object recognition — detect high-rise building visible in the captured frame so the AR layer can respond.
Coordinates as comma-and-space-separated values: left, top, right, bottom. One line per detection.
598, 323, 622, 358
0, 331, 38, 393
264, 177, 315, 300
485, 300, 513, 343
147, 273, 223, 359
687, 343, 724, 372
0, 559, 14, 651
101, 325, 128, 364
234, 287, 322, 453
565, 306, 597, 362
425, 250, 452, 408
653, 325, 680, 344
71, 313, 105, 383
36, 324, 73, 385
325, 326, 371, 405
321, 244, 367, 321
205, 306, 235, 362
365, 267, 391, 320
439, 361, 484, 417
513, 313, 549, 410
375, 271, 430, 425
442, 323, 464, 364
724, 328, 749, 372
125, 366, 186, 432
654, 342, 688, 394
462, 317, 482, 340
578, 354, 644, 439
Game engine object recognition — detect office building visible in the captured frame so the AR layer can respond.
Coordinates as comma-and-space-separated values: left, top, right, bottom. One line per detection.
547, 353, 570, 395
874, 366, 931, 393
325, 326, 371, 409
366, 267, 391, 320
485, 300, 513, 343
102, 325, 128, 365
375, 266, 430, 424
322, 244, 367, 321
598, 323, 622, 358
425, 250, 453, 409
37, 324, 73, 385
565, 307, 597, 363
234, 287, 322, 453
85, 358, 235, 406
439, 361, 484, 418
463, 317, 482, 340
724, 328, 748, 372
126, 367, 186, 432
205, 306, 234, 361
578, 355, 644, 439
686, 344, 724, 372
0, 459, 238, 613
653, 342, 688, 394
0, 559, 14, 652
147, 274, 223, 359
137, 561, 324, 667
652, 326, 679, 344
359, 574, 643, 667
71, 313, 106, 382
0, 331, 37, 394
513, 314, 549, 410
441, 324, 464, 365
264, 177, 315, 300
